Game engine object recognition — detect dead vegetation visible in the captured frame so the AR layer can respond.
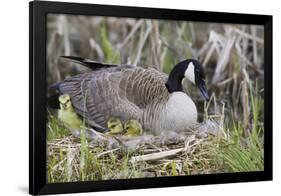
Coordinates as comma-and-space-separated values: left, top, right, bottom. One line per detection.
47, 116, 224, 182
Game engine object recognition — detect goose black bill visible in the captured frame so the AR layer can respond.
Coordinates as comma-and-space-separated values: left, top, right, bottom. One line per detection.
197, 79, 209, 101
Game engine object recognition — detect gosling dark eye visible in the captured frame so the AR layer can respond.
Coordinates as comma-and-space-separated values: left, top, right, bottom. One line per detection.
110, 124, 116, 129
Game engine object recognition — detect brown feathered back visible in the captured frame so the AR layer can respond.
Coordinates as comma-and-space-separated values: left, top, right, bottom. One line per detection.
57, 65, 170, 130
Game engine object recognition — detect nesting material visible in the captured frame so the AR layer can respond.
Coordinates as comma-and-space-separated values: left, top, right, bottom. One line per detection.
47, 120, 222, 180
192, 119, 222, 138
65, 119, 222, 152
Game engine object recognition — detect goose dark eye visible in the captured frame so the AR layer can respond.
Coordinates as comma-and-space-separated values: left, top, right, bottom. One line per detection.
195, 70, 201, 79
124, 127, 129, 132
110, 124, 116, 128
196, 69, 204, 79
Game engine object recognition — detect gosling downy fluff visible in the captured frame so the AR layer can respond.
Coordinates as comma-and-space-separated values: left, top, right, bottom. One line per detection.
57, 94, 83, 133
106, 118, 124, 135
124, 120, 143, 137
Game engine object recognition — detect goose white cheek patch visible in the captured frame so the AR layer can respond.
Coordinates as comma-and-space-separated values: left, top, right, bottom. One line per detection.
184, 62, 195, 84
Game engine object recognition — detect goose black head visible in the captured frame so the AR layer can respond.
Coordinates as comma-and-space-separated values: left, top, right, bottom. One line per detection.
165, 59, 210, 101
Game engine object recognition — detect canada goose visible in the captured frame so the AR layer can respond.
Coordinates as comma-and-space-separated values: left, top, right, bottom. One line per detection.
124, 120, 143, 137
107, 118, 124, 135
57, 94, 83, 132
50, 56, 209, 134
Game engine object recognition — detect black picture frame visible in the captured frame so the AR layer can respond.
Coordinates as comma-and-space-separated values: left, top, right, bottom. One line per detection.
29, 1, 273, 195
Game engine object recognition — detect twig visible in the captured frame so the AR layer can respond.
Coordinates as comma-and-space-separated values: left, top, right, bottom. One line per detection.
89, 38, 104, 61
217, 77, 233, 87
231, 27, 264, 44
96, 148, 120, 158
130, 148, 184, 164
133, 21, 152, 66
212, 29, 236, 84
119, 19, 144, 48
130, 135, 196, 163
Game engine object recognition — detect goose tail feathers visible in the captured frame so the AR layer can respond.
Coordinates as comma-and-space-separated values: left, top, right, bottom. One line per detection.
60, 56, 118, 70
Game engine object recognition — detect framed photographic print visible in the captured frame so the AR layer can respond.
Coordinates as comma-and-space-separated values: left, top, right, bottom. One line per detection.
29, 0, 272, 195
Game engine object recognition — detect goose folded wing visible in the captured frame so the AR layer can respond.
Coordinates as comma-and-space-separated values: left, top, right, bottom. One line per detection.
57, 68, 142, 129
86, 70, 143, 126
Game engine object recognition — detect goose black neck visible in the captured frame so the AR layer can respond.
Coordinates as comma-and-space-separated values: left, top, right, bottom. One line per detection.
165, 60, 188, 93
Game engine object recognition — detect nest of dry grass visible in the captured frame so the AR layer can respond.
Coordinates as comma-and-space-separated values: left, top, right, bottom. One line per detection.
47, 118, 225, 182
